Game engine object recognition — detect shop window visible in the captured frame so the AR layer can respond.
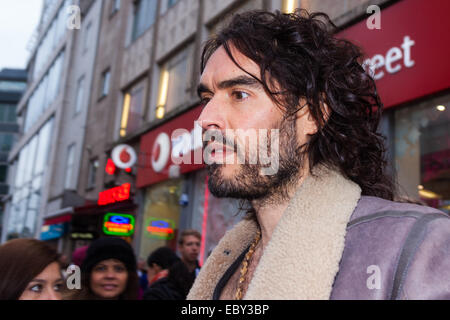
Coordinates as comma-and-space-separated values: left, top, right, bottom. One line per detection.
100, 69, 111, 98
155, 46, 192, 119
0, 133, 14, 152
139, 179, 183, 261
87, 158, 99, 189
25, 51, 65, 132
64, 143, 75, 189
168, 0, 179, 9
33, 1, 69, 80
0, 104, 16, 123
132, 0, 158, 42
7, 118, 53, 239
119, 83, 145, 137
0, 165, 7, 183
83, 21, 92, 53
0, 81, 27, 92
74, 75, 85, 114
282, 0, 300, 13
111, 0, 121, 15
394, 96, 450, 213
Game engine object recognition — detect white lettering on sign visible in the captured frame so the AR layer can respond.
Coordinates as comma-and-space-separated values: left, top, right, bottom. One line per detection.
150, 122, 203, 172
172, 122, 203, 165
151, 132, 170, 172
363, 35, 415, 80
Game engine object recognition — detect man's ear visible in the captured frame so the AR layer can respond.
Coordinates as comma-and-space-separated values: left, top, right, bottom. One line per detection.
296, 98, 331, 137
316, 98, 331, 128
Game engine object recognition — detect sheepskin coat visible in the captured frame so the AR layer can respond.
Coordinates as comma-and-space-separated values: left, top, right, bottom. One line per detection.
187, 165, 450, 300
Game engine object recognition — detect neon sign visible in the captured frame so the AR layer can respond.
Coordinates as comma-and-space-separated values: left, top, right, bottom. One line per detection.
145, 218, 175, 240
105, 158, 116, 175
98, 183, 131, 205
103, 213, 135, 236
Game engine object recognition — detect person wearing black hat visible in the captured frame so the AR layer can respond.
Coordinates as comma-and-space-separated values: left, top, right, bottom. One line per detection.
67, 238, 139, 300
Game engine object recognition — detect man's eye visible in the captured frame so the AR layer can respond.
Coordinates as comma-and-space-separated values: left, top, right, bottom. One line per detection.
200, 97, 210, 106
232, 91, 249, 100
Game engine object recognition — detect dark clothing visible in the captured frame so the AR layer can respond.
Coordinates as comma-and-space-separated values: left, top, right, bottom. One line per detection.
143, 260, 199, 300
143, 277, 185, 300
211, 196, 450, 300
188, 166, 450, 300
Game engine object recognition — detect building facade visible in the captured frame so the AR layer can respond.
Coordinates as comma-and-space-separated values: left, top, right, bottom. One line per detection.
0, 0, 102, 249
0, 68, 27, 240
3, 0, 448, 264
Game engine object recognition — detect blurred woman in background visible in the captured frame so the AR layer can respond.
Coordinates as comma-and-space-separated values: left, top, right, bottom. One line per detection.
68, 237, 139, 300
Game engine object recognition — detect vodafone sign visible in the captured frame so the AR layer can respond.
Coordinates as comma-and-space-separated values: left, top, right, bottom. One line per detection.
112, 144, 137, 169
137, 105, 204, 187
337, 0, 450, 109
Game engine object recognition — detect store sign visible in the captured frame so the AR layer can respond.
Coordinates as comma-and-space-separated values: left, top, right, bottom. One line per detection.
70, 232, 97, 240
112, 144, 137, 169
105, 158, 116, 175
145, 217, 175, 240
40, 223, 67, 241
98, 183, 131, 205
137, 105, 205, 187
103, 213, 135, 236
337, 0, 450, 108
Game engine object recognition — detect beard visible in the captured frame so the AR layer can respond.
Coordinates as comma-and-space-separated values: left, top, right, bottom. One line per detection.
206, 117, 305, 204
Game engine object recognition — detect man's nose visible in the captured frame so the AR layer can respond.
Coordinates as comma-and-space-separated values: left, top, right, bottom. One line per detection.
197, 97, 225, 131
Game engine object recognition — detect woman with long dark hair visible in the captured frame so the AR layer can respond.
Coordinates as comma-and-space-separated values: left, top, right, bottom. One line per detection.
0, 238, 64, 300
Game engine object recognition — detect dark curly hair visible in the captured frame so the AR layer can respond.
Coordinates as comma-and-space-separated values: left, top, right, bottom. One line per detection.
201, 9, 395, 200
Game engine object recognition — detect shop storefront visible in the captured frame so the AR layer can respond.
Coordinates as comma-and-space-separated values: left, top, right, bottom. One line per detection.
136, 106, 243, 264
338, 0, 450, 213
42, 185, 138, 258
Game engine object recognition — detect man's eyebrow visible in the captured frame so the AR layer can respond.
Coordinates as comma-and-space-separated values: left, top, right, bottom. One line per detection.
197, 75, 262, 97
217, 75, 262, 90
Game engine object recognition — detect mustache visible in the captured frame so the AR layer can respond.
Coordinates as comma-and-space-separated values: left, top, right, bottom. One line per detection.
202, 130, 237, 152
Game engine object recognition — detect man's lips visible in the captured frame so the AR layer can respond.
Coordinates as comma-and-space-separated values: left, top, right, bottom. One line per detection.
207, 143, 235, 161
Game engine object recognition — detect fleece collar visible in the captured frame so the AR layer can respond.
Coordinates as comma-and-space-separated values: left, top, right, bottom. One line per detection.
187, 165, 361, 300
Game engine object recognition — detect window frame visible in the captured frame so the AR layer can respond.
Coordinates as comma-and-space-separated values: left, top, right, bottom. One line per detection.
64, 143, 76, 190
86, 158, 99, 190
99, 68, 111, 99
74, 75, 85, 115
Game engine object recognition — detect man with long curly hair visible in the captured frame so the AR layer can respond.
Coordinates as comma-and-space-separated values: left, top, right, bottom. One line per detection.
188, 9, 450, 300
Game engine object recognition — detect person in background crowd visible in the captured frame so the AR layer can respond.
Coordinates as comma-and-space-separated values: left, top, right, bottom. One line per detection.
71, 245, 89, 267
68, 238, 139, 300
178, 230, 201, 280
137, 259, 149, 293
145, 247, 179, 285
143, 259, 195, 300
0, 239, 64, 300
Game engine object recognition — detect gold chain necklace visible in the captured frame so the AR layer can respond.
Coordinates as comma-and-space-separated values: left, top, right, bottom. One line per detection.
235, 229, 261, 300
